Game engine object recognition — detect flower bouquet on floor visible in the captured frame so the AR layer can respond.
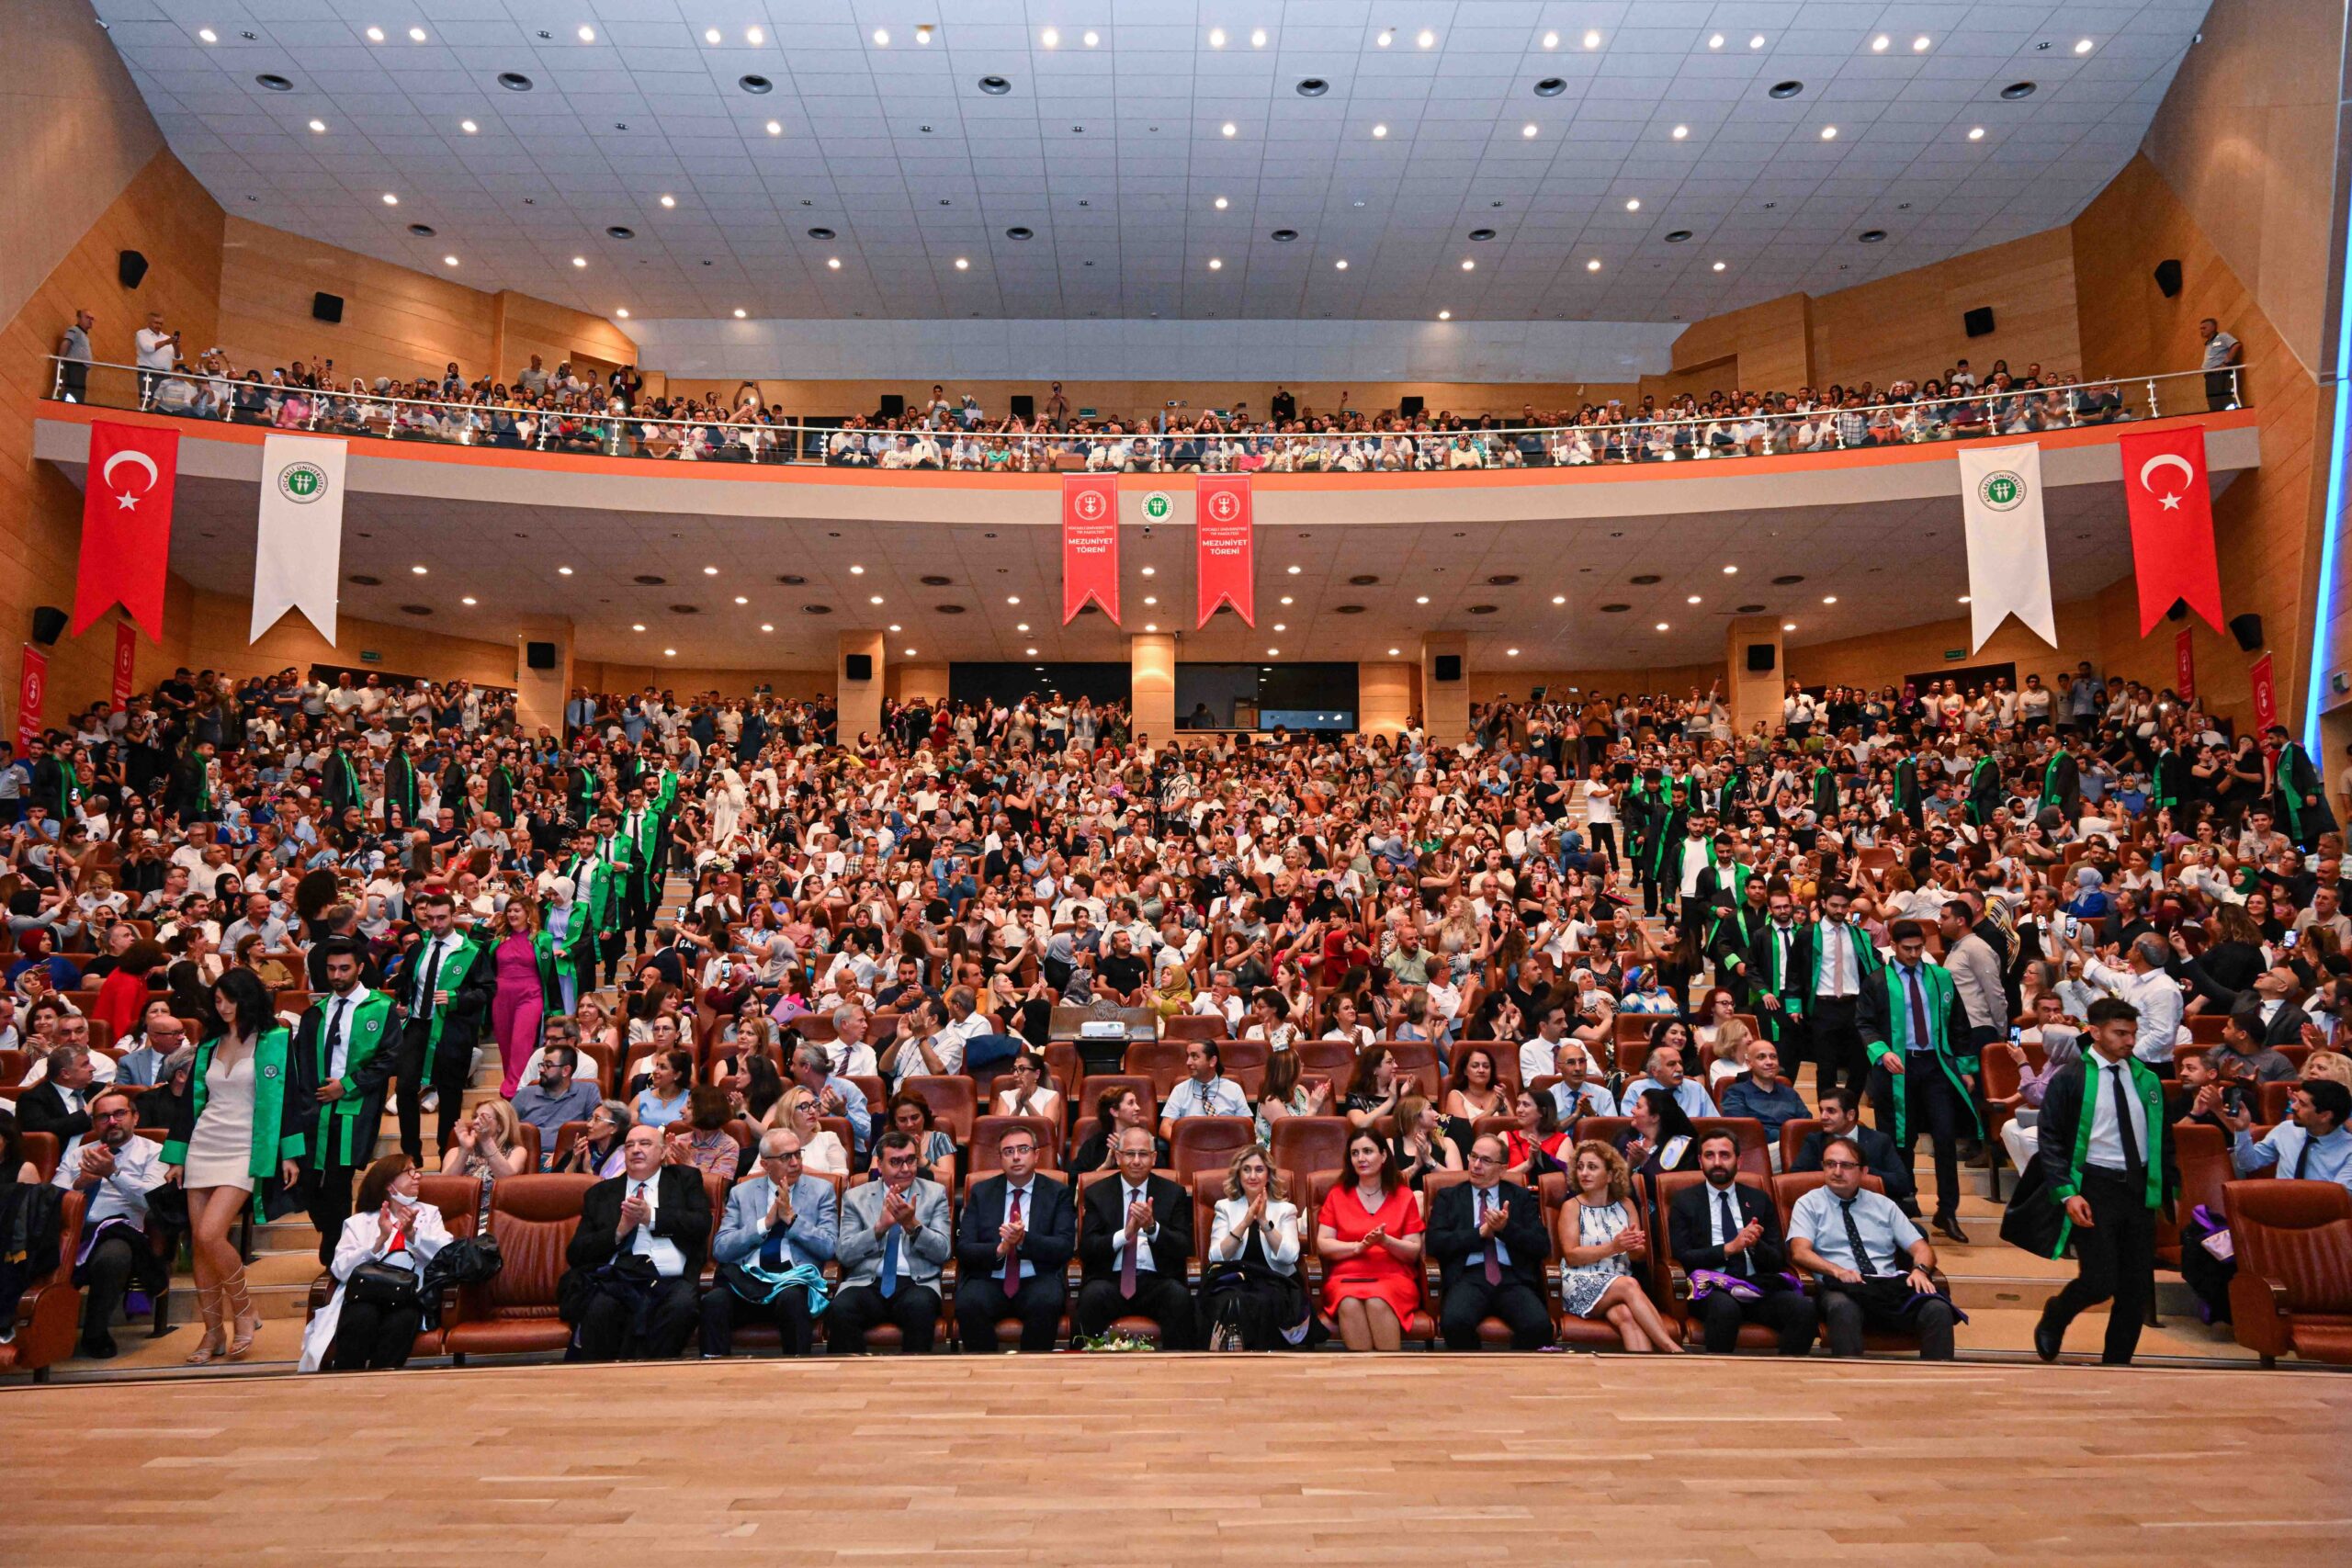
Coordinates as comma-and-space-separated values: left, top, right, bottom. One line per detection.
1069, 1329, 1156, 1353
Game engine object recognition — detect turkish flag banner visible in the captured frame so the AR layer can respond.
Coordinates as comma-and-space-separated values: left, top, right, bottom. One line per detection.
2119, 426, 2223, 637
1061, 474, 1120, 624
2175, 626, 2196, 703
1196, 475, 1255, 627
2250, 652, 2278, 732
112, 619, 138, 707
75, 421, 179, 641
17, 646, 48, 753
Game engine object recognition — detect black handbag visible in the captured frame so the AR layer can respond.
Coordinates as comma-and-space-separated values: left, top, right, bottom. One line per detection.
345, 1260, 422, 1312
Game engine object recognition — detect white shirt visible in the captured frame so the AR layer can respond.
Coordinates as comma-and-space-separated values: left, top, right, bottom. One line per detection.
52, 1134, 166, 1227
1519, 1034, 1565, 1087
2080, 958, 2185, 1066
1110, 1180, 1160, 1274
998, 1179, 1039, 1280
626, 1176, 687, 1277
319, 986, 371, 1079
134, 326, 175, 371
412, 932, 464, 1017
1816, 922, 1860, 998
2084, 1056, 2148, 1171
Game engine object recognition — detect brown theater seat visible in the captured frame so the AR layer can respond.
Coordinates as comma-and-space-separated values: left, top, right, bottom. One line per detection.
1652, 1169, 1785, 1349
2223, 1179, 2352, 1366
1268, 1115, 1350, 1195
1421, 1168, 1560, 1347
1170, 1115, 1257, 1179
443, 1173, 596, 1359
1770, 1170, 1944, 1355
971, 1114, 1062, 1172
1688, 1117, 1771, 1179
901, 1075, 978, 1142
0, 1189, 85, 1381
1301, 1168, 1440, 1346
1162, 1013, 1227, 1043
1122, 1040, 1192, 1096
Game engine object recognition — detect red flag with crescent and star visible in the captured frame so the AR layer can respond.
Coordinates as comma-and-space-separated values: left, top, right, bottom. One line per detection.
74, 421, 179, 642
2118, 426, 2223, 637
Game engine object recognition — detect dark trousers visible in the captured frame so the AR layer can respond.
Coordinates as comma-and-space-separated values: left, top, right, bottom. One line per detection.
624, 877, 656, 953
393, 1025, 469, 1161
576, 1274, 699, 1361
79, 1229, 154, 1348
1638, 867, 1663, 917
572, 941, 603, 1009
308, 1160, 363, 1266
2204, 370, 2236, 412
1076, 1271, 1196, 1348
1804, 998, 1867, 1103
827, 1281, 940, 1353
2041, 1167, 2159, 1364
1692, 1283, 1817, 1355
1437, 1274, 1554, 1350
1873, 1056, 1965, 1221
699, 1282, 818, 1358
1820, 1284, 1955, 1359
1587, 822, 1618, 869
954, 1272, 1066, 1352
331, 1296, 424, 1371
599, 931, 627, 987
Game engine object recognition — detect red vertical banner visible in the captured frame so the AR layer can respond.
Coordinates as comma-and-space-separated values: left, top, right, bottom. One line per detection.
1061, 474, 1120, 624
1196, 474, 1255, 626
112, 619, 137, 707
2174, 626, 2196, 702
17, 646, 48, 753
76, 421, 180, 640
2118, 427, 2224, 636
2250, 652, 2278, 731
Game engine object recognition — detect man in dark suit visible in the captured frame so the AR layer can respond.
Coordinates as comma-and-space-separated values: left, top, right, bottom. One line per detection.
1428, 1134, 1553, 1350
560, 1122, 710, 1361
392, 890, 495, 1161
1858, 921, 1980, 1244
953, 1126, 1076, 1352
1668, 1131, 1815, 1355
1789, 1088, 1917, 1213
297, 939, 400, 1265
16, 1043, 96, 1145
1075, 1127, 1195, 1348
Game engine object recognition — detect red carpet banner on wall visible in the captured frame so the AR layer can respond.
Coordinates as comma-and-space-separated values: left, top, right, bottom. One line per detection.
1196, 475, 1255, 626
1062, 474, 1120, 623
16, 647, 46, 752
2175, 626, 2196, 703
2250, 653, 2278, 732
1957, 442, 2055, 652
2119, 427, 2225, 636
112, 621, 137, 708
74, 421, 178, 641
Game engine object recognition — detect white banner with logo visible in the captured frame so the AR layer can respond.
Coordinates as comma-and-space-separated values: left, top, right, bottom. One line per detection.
1957, 441, 2056, 653
252, 434, 346, 646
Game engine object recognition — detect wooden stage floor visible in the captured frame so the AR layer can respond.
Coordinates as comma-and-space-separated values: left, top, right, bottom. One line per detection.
6, 1354, 2346, 1565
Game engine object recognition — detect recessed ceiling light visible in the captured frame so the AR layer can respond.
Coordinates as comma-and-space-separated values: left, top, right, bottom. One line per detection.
849, 564, 865, 574
558, 566, 573, 576
1273, 623, 1286, 632
198, 27, 218, 42
1005, 594, 1020, 605
1586, 258, 1601, 272
1267, 647, 1281, 656
577, 25, 594, 42
733, 595, 748, 605
1820, 125, 1838, 140
1026, 647, 1039, 655
409, 26, 426, 42
1522, 123, 1538, 138
1822, 594, 1838, 604
631, 623, 646, 632
765, 120, 782, 134
663, 649, 675, 657
615, 308, 628, 319
954, 256, 968, 269
1415, 594, 1430, 604
571, 255, 585, 266
1221, 121, 1237, 137
442, 254, 458, 266
1687, 594, 1702, 604
707, 28, 722, 45
1968, 126, 1985, 141
887, 623, 900, 633
381, 192, 399, 205
309, 118, 327, 132
366, 26, 385, 43
1388, 647, 1401, 656
1208, 28, 1226, 47
1016, 622, 1029, 631
1782, 622, 1796, 631
1372, 123, 1387, 138
459, 118, 478, 133
915, 25, 931, 44
1623, 197, 1640, 211
1872, 35, 1890, 52
1083, 30, 1098, 47
1461, 258, 1475, 270
1655, 621, 1669, 631
1208, 258, 1223, 269
1141, 566, 1156, 577
410, 564, 427, 575
1507, 647, 1521, 657
827, 256, 841, 269
1143, 595, 1159, 606
732, 308, 746, 318
1914, 36, 1931, 52
868, 594, 884, 604
760, 623, 774, 632
1377, 29, 1392, 48
1334, 259, 1348, 270
1582, 29, 1600, 49
1417, 29, 1435, 49
1709, 33, 1724, 50
1214, 196, 1228, 209
459, 595, 476, 605
701, 566, 718, 577
1251, 28, 1266, 47
660, 194, 675, 208
1713, 261, 1726, 271
2075, 38, 2094, 54
1958, 595, 1973, 604
1437, 310, 1450, 320
1750, 35, 1767, 50
1279, 595, 1295, 606
1041, 28, 1058, 48
497, 72, 532, 90
1723, 565, 1738, 574
1672, 124, 1689, 140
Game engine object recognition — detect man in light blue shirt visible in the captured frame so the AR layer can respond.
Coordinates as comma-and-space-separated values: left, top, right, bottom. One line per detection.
1623, 1045, 1715, 1122
2226, 1079, 2352, 1192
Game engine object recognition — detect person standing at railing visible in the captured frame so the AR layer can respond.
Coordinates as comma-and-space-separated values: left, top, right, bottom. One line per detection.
133, 310, 178, 408
2199, 318, 2243, 412
55, 310, 92, 403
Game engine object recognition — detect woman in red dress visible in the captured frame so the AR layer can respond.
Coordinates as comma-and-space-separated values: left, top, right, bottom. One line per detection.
1317, 1127, 1426, 1350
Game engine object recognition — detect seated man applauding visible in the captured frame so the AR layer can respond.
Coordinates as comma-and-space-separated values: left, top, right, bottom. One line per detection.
828, 1130, 952, 1353
701, 1128, 838, 1359
1667, 1131, 1815, 1355
560, 1122, 710, 1361
953, 1126, 1076, 1353
1075, 1128, 1196, 1348
1427, 1134, 1554, 1350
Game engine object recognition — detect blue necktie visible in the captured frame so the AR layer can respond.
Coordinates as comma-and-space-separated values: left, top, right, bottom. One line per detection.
880, 1214, 902, 1298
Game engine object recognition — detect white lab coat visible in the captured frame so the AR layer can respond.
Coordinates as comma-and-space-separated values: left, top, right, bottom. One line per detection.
298, 1201, 453, 1372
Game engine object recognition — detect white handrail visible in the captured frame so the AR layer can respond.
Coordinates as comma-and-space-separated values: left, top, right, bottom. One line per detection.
42, 357, 2221, 470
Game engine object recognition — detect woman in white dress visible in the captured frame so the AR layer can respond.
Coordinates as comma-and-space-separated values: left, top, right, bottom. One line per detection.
299, 1154, 452, 1372
1555, 1139, 1682, 1353
707, 768, 748, 852
161, 968, 311, 1365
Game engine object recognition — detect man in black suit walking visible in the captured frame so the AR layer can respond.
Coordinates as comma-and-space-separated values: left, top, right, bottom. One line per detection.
1668, 1131, 1815, 1355
1075, 1128, 1195, 1348
560, 1122, 710, 1361
954, 1126, 1076, 1352
1429, 1134, 1554, 1349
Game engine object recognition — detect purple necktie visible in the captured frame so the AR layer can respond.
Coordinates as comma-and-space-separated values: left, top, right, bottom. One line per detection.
1480, 1190, 1501, 1284
1003, 1186, 1023, 1298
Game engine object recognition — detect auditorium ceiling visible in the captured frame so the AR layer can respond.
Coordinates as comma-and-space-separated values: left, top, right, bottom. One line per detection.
98, 0, 2209, 326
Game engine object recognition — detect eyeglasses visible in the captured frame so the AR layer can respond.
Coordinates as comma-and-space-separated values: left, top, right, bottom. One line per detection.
1466, 1153, 1502, 1166
1820, 1158, 1862, 1170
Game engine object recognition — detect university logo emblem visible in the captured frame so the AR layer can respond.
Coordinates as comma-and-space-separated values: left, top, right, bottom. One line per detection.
1975, 470, 2024, 511
277, 461, 329, 502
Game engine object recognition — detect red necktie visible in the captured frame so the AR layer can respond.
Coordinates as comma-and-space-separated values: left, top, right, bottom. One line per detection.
1003, 1186, 1023, 1297
1480, 1190, 1501, 1284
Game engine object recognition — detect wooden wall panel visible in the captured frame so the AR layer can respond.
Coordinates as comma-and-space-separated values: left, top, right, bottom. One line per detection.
1638, 293, 1814, 405
575, 663, 837, 701
1783, 602, 2107, 694
1807, 229, 2083, 391
493, 291, 640, 386
187, 590, 516, 689
216, 217, 498, 385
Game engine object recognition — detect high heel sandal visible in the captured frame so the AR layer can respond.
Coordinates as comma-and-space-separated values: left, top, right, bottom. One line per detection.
184, 1284, 227, 1366
223, 1269, 259, 1360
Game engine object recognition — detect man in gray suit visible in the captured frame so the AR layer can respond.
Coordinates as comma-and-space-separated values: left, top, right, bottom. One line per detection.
827, 1129, 953, 1353
700, 1127, 840, 1358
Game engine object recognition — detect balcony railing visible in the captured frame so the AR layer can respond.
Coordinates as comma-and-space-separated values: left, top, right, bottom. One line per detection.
43, 357, 2237, 476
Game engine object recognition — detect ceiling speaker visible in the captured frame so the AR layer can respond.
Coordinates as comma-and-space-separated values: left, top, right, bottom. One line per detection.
311, 291, 345, 323
843, 652, 875, 682
2228, 613, 2263, 651
1432, 654, 1462, 683
117, 251, 149, 290
1962, 306, 1995, 338
2154, 258, 2183, 299
28, 606, 66, 647
1745, 643, 1777, 673
525, 640, 557, 670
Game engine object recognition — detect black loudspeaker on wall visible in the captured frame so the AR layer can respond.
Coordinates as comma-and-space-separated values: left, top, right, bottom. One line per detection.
843, 652, 875, 682
525, 640, 558, 671
2154, 259, 2183, 299
29, 606, 67, 647
2229, 613, 2264, 652
876, 393, 905, 421
311, 291, 345, 324
1745, 642, 1777, 673
117, 250, 149, 290
1962, 306, 1996, 339
1398, 394, 1426, 417
1009, 393, 1035, 421
1432, 653, 1463, 683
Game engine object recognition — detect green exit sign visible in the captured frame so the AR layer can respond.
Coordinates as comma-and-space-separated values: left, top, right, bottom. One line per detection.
1942, 649, 1966, 661
359, 650, 382, 663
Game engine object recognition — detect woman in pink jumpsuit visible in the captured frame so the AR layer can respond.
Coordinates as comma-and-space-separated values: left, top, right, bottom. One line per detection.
488, 898, 546, 1097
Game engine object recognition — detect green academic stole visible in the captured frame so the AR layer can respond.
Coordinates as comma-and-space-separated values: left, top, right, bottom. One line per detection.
312, 993, 394, 1166
421, 935, 488, 1059
2042, 751, 2067, 801
2047, 1056, 2165, 1258
164, 1028, 302, 1221
1868, 962, 1980, 1145
2277, 744, 2312, 839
